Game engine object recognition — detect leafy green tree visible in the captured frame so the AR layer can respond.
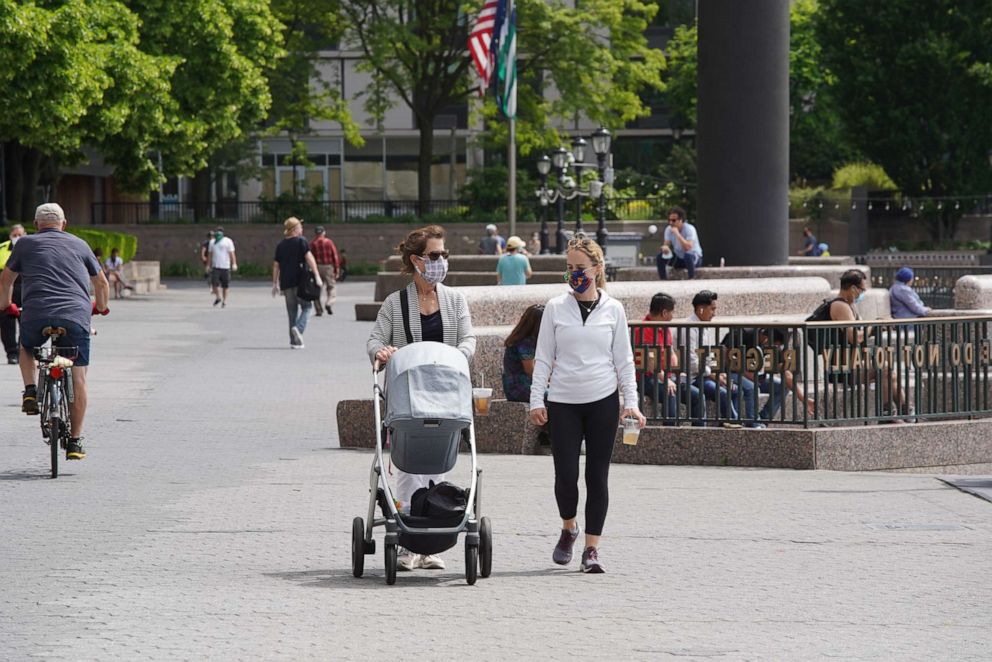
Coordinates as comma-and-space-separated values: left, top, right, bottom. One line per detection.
0, 0, 282, 221
816, 0, 992, 238
341, 0, 665, 213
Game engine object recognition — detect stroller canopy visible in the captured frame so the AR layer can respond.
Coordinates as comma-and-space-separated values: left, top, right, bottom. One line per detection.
384, 342, 473, 426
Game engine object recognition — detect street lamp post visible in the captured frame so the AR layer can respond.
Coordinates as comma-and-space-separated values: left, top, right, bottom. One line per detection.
591, 127, 612, 251
572, 137, 587, 234
536, 155, 551, 254
535, 133, 612, 254
552, 146, 569, 254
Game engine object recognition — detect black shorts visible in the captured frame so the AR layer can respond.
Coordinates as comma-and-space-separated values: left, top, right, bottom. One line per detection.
210, 269, 231, 288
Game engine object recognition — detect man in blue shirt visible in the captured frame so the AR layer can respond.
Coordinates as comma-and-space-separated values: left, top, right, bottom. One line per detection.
656, 206, 703, 280
889, 267, 931, 319
0, 203, 109, 461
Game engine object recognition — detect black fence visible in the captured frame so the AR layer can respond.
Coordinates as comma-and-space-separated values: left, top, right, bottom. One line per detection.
91, 196, 669, 225
630, 317, 992, 428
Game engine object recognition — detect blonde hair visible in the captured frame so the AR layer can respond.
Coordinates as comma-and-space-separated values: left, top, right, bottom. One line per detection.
283, 216, 302, 237
566, 233, 607, 289
396, 224, 446, 274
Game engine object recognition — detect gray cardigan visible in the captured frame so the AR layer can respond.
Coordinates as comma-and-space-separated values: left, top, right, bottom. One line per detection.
366, 281, 476, 363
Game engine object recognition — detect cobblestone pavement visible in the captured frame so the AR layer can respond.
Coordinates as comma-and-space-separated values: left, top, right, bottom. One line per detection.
1, 281, 990, 660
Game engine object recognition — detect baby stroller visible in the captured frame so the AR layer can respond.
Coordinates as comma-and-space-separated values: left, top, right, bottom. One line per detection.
351, 342, 493, 585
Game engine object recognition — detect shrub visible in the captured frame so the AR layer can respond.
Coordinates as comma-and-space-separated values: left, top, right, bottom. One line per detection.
831, 162, 898, 191
66, 228, 138, 262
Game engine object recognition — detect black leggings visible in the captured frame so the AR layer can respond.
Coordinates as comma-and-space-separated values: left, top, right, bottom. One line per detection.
547, 391, 619, 537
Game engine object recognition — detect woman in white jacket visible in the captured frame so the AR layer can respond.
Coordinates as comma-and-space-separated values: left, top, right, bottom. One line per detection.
529, 234, 645, 574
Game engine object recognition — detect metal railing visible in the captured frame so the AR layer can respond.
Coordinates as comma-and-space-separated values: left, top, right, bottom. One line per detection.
90, 196, 670, 225
91, 200, 466, 225
631, 317, 992, 428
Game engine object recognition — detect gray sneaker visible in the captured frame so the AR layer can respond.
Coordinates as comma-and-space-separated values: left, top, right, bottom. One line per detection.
552, 526, 579, 565
580, 546, 604, 573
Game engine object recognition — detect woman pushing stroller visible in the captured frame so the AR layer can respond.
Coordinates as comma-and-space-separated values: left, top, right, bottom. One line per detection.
367, 224, 475, 571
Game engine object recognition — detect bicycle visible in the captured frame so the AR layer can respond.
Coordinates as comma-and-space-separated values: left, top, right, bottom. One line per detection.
34, 327, 76, 479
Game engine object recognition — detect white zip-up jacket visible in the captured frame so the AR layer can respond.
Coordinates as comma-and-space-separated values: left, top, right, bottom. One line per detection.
529, 289, 639, 411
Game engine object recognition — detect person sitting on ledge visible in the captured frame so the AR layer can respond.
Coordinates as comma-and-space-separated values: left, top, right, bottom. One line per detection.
889, 267, 931, 319
656, 206, 703, 280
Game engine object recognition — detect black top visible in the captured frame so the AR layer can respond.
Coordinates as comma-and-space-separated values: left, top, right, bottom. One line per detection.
420, 310, 443, 343
575, 294, 600, 324
273, 236, 310, 290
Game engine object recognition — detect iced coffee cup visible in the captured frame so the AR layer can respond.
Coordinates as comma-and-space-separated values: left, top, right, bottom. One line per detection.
473, 388, 493, 416
622, 417, 640, 445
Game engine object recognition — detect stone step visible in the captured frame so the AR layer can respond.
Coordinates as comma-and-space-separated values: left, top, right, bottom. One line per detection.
382, 254, 567, 273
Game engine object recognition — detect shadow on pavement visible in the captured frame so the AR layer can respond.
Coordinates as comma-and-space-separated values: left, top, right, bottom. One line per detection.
268, 566, 573, 589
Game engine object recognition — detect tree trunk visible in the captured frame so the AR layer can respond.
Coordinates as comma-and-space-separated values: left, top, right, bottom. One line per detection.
416, 116, 434, 216
191, 169, 212, 222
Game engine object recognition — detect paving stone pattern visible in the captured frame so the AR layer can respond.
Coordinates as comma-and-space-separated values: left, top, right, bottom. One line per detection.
1, 281, 990, 660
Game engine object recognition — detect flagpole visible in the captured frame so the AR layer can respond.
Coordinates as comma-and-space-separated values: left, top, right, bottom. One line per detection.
508, 116, 516, 238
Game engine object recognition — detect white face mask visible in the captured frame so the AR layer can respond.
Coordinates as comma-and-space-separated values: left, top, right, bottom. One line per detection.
10, 236, 21, 245
417, 257, 448, 285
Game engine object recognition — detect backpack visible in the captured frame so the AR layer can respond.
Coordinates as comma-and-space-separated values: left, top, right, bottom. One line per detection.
804, 297, 845, 350
410, 481, 468, 522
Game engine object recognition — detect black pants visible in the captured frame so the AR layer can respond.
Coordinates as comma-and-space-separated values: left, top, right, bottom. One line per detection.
0, 278, 21, 359
547, 390, 619, 537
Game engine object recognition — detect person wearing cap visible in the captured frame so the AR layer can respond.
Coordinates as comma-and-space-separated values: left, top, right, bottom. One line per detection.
890, 267, 931, 319
478, 223, 504, 256
207, 226, 237, 307
0, 203, 110, 461
273, 217, 322, 349
309, 225, 341, 316
0, 224, 26, 364
496, 235, 532, 285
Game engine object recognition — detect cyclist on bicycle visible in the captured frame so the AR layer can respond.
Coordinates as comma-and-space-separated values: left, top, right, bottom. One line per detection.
0, 203, 110, 460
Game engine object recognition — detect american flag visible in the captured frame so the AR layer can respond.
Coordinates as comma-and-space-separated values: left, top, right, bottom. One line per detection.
468, 0, 499, 95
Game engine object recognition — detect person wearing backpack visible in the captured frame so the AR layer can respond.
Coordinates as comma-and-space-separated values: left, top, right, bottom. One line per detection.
807, 269, 907, 421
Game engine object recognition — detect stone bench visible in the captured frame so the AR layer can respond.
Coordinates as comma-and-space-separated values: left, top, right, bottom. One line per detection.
120, 261, 165, 296
336, 398, 542, 454
615, 265, 869, 290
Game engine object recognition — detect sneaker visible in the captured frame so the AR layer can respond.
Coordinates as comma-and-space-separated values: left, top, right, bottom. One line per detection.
397, 549, 419, 571
7, 355, 17, 365
221, 301, 226, 308
552, 525, 579, 565
66, 438, 86, 460
746, 422, 767, 429
720, 421, 743, 429
22, 386, 38, 415
326, 304, 333, 315
289, 327, 304, 349
418, 554, 446, 570
580, 546, 605, 574
314, 302, 323, 316
213, 298, 221, 307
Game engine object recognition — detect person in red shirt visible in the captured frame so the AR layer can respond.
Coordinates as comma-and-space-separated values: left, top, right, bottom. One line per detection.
309, 226, 341, 315
634, 292, 701, 424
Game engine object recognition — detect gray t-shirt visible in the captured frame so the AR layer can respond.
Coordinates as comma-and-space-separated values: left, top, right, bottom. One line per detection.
479, 235, 501, 255
6, 229, 101, 330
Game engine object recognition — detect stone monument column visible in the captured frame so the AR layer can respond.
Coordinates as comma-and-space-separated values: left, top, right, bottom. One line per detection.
696, 0, 790, 266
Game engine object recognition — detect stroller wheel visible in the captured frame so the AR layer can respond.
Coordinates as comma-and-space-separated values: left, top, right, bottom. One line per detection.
479, 517, 493, 578
465, 543, 478, 585
351, 517, 365, 578
385, 544, 397, 585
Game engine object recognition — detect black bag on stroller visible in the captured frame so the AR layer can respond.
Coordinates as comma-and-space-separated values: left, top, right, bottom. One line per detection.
410, 481, 468, 525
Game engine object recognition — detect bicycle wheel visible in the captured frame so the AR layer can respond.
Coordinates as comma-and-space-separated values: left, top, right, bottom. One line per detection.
49, 418, 59, 479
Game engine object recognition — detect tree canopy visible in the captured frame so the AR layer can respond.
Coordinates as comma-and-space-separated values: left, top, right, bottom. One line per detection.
815, 0, 992, 199
341, 0, 666, 210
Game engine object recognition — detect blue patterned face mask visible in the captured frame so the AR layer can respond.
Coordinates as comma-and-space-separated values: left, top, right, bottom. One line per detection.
565, 268, 593, 294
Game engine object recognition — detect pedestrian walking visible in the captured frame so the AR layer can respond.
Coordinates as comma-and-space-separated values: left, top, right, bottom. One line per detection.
309, 226, 341, 316
528, 233, 645, 574
0, 224, 26, 364
207, 227, 237, 307
496, 235, 532, 285
367, 224, 475, 571
272, 217, 322, 349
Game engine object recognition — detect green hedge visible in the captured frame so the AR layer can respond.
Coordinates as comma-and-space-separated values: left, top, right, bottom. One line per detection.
66, 228, 138, 262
